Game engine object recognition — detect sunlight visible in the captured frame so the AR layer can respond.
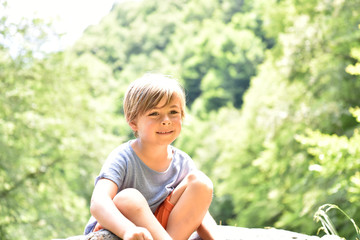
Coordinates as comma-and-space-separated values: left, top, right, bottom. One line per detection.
5, 0, 117, 51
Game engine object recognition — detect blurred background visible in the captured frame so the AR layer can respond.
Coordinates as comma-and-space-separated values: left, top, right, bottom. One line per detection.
1, 0, 360, 239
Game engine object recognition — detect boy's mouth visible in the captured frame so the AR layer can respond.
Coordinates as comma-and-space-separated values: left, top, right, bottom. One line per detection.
157, 131, 173, 134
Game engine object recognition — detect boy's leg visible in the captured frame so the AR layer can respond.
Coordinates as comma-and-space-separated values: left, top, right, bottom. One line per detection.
166, 170, 213, 240
113, 188, 172, 240
197, 211, 219, 240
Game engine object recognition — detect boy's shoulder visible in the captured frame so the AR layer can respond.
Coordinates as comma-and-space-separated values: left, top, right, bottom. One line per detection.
110, 141, 130, 154
170, 145, 197, 171
106, 140, 134, 161
170, 145, 192, 161
112, 140, 131, 152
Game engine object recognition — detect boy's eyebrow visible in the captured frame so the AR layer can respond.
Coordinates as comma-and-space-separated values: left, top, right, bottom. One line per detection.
169, 104, 180, 108
153, 104, 180, 109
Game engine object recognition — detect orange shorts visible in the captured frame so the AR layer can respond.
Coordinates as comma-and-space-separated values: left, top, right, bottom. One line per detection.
154, 192, 175, 229
92, 193, 174, 232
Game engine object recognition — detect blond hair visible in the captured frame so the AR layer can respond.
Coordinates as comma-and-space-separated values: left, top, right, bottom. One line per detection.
123, 73, 186, 128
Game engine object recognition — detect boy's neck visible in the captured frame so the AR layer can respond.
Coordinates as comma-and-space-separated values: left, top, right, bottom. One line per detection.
131, 139, 173, 172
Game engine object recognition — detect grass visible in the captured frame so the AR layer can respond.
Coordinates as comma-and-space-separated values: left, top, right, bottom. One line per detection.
314, 204, 360, 240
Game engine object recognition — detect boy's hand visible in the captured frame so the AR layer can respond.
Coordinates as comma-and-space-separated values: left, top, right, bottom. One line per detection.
123, 227, 153, 240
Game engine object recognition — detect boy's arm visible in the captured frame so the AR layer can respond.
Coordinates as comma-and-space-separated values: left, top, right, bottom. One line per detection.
197, 211, 219, 240
90, 178, 150, 239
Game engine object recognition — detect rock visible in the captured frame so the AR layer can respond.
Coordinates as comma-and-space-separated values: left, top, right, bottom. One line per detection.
54, 226, 344, 240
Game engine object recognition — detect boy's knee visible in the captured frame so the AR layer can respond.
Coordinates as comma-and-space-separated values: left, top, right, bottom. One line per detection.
114, 188, 148, 214
187, 171, 213, 195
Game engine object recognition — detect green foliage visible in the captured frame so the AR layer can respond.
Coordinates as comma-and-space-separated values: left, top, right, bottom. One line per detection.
295, 112, 360, 238
0, 3, 124, 239
212, 0, 360, 237
74, 0, 267, 112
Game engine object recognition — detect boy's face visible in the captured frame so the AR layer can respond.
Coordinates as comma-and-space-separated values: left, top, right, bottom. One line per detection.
129, 94, 183, 146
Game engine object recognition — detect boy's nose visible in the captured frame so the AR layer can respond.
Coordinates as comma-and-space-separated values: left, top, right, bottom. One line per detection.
161, 116, 171, 125
162, 120, 171, 125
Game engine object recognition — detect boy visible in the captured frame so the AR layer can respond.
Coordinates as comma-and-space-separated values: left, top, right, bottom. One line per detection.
85, 74, 217, 240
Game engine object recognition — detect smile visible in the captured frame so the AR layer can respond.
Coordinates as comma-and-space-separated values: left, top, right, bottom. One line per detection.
157, 131, 173, 134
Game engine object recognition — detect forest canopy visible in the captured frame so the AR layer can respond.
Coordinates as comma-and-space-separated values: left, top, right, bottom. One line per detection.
1, 0, 360, 239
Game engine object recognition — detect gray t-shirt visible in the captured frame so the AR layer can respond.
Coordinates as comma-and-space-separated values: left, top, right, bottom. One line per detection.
84, 140, 196, 234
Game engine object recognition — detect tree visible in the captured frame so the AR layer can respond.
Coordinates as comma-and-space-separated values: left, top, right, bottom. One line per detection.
295, 31, 360, 239
214, 0, 360, 236
0, 2, 124, 238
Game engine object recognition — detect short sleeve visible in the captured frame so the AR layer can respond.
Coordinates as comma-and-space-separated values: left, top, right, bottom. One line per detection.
94, 145, 127, 190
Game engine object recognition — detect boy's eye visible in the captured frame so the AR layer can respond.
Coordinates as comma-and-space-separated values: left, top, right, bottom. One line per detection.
170, 110, 179, 114
149, 112, 159, 116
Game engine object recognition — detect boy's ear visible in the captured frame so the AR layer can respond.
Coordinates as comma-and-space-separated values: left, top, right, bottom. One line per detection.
128, 121, 138, 131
